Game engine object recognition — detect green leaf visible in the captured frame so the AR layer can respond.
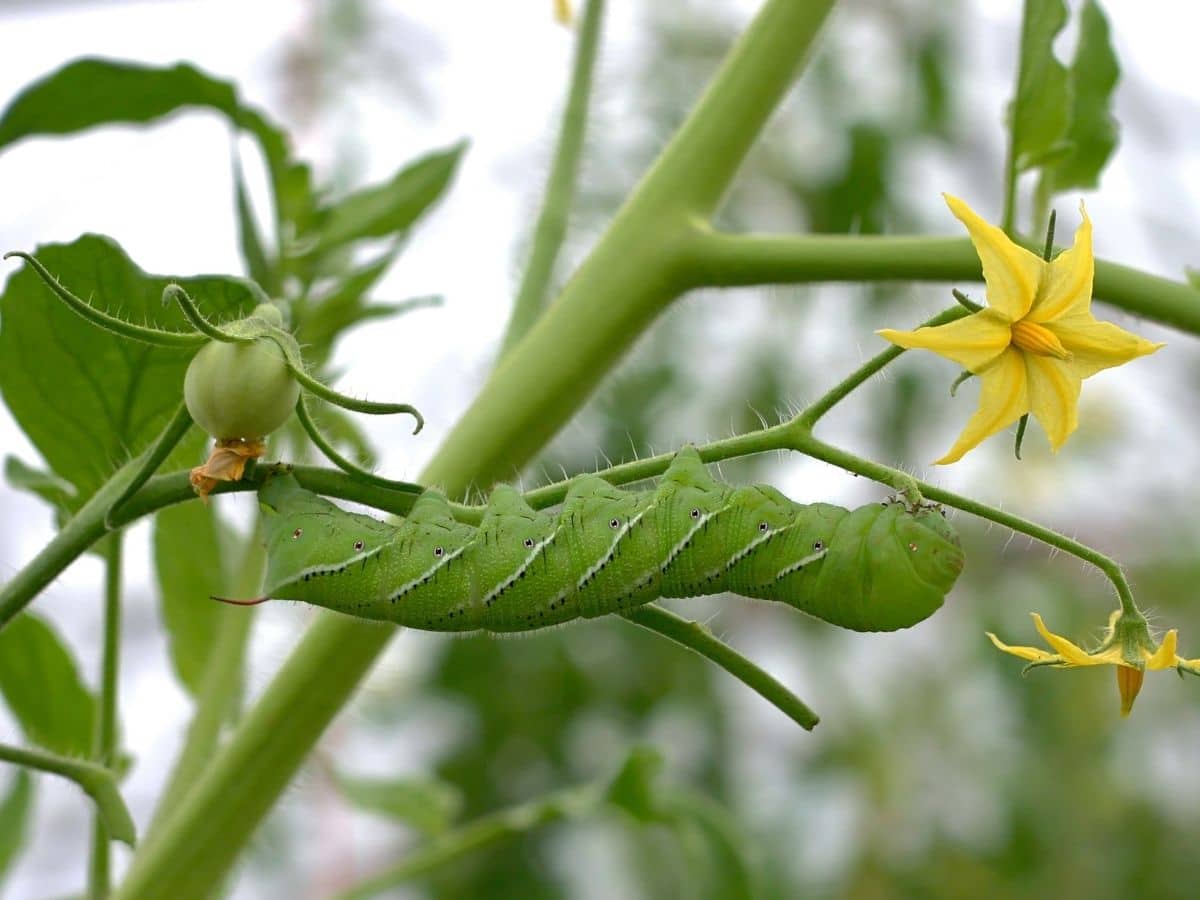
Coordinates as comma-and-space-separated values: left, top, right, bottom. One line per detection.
1042, 0, 1120, 191
331, 770, 463, 836
152, 502, 229, 697
0, 58, 312, 241
303, 142, 466, 258
4, 456, 78, 519
0, 770, 32, 885
0, 235, 261, 501
661, 793, 760, 900
297, 245, 443, 367
0, 614, 96, 757
233, 150, 276, 294
1010, 0, 1071, 173
605, 746, 668, 823
0, 743, 136, 847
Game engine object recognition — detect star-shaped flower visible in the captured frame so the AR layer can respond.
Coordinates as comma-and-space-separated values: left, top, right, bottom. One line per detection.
988, 609, 1200, 716
878, 195, 1163, 464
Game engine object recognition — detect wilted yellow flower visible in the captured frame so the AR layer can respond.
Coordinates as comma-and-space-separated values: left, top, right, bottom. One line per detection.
989, 610, 1200, 716
879, 195, 1163, 464
189, 438, 266, 500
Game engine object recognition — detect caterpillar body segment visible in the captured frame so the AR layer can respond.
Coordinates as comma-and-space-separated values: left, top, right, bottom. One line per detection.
257, 447, 964, 633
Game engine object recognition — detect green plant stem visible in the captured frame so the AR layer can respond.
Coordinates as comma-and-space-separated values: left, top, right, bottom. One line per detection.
0, 465, 425, 628
621, 605, 818, 729
113, 4, 838, 895
431, 0, 838, 493
798, 306, 969, 429
787, 428, 1136, 613
295, 393, 426, 493
334, 785, 601, 900
3, 252, 207, 347
161, 284, 244, 343
89, 534, 124, 899
684, 229, 1200, 334
498, 0, 606, 360
104, 404, 194, 528
290, 366, 423, 434
147, 541, 262, 835
0, 743, 135, 846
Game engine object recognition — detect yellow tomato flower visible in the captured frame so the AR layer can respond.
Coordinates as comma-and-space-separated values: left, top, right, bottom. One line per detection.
988, 610, 1200, 716
878, 195, 1163, 464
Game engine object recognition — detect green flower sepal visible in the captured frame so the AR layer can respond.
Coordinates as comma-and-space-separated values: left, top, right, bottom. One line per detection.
989, 609, 1200, 716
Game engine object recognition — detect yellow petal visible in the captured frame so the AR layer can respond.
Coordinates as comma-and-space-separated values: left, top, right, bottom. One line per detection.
987, 631, 1058, 663
944, 194, 1044, 320
934, 348, 1029, 464
1117, 665, 1144, 717
1026, 202, 1094, 323
1146, 630, 1180, 670
1049, 315, 1165, 380
1031, 613, 1104, 666
1024, 356, 1081, 451
877, 311, 1012, 373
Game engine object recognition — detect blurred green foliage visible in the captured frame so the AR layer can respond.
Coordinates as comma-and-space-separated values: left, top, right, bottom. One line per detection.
0, 0, 1195, 898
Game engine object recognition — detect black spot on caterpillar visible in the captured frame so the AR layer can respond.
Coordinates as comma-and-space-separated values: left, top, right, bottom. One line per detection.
254, 447, 964, 633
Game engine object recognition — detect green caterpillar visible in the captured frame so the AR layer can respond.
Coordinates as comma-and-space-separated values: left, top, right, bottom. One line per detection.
252, 447, 964, 633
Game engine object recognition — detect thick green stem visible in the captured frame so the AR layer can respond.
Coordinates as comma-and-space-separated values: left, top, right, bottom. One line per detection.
621, 605, 818, 729
89, 534, 124, 899
685, 229, 1200, 335
114, 3, 838, 895
427, 0, 838, 492
334, 785, 601, 900
498, 0, 606, 360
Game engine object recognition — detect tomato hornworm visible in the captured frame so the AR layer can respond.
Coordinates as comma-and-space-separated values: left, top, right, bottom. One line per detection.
249, 447, 964, 633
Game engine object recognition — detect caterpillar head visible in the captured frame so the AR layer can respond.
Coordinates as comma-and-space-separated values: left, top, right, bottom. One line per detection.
898, 506, 965, 592
258, 475, 394, 596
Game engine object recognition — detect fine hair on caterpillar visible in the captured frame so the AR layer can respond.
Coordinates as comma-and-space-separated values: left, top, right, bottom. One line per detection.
241, 447, 964, 633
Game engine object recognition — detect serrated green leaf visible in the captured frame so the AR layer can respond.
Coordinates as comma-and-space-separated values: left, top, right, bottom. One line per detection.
0, 614, 95, 757
0, 770, 32, 885
0, 58, 313, 238
1011, 0, 1070, 173
331, 770, 463, 836
303, 142, 466, 258
152, 502, 229, 697
1042, 0, 1120, 191
0, 235, 260, 502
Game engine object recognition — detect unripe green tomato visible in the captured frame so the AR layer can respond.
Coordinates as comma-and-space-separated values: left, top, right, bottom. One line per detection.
184, 339, 300, 440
